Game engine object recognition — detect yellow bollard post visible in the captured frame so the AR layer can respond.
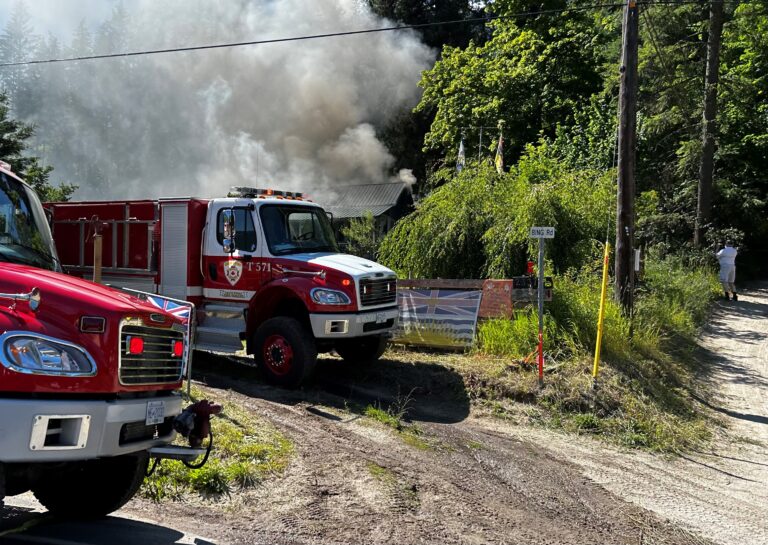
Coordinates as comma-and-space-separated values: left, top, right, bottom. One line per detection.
592, 241, 610, 384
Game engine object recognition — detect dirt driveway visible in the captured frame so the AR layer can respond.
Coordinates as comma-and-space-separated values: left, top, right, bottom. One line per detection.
120, 368, 706, 545
6, 287, 766, 545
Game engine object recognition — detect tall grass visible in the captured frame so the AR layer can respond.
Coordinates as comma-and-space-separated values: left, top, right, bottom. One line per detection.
635, 254, 721, 339
474, 255, 720, 452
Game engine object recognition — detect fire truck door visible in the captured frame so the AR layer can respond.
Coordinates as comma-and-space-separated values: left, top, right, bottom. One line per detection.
202, 204, 262, 303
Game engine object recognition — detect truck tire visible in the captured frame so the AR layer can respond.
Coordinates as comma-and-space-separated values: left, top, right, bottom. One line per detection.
253, 317, 317, 388
32, 453, 148, 518
335, 335, 388, 365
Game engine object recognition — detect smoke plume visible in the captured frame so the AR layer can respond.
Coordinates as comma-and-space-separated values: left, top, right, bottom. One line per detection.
9, 0, 433, 199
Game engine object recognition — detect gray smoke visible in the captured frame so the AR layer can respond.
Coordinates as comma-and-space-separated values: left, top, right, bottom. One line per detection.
11, 0, 433, 199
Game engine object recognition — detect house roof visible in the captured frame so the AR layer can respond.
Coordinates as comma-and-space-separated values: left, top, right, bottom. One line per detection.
321, 182, 411, 219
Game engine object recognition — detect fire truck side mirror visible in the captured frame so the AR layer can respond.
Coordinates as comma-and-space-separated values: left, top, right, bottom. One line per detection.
221, 209, 236, 254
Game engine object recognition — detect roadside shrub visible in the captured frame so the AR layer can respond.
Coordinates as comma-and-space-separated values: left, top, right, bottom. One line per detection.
478, 311, 576, 360
340, 211, 379, 260
378, 163, 495, 278
635, 253, 721, 339
379, 144, 613, 279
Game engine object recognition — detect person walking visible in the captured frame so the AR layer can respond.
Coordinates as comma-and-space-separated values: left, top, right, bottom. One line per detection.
716, 240, 738, 301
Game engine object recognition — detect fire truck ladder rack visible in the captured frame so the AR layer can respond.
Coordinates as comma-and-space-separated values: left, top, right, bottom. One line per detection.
52, 217, 156, 274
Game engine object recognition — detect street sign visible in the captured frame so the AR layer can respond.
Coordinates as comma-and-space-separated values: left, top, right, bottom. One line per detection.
528, 226, 555, 387
530, 226, 555, 238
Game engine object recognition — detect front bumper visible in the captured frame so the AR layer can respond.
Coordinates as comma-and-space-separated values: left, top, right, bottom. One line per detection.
309, 307, 399, 338
0, 394, 182, 463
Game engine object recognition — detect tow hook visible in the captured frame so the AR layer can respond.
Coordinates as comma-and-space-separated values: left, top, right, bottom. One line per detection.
148, 399, 222, 471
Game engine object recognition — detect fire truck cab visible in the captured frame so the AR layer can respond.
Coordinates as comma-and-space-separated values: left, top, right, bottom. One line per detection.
0, 161, 203, 517
47, 188, 399, 387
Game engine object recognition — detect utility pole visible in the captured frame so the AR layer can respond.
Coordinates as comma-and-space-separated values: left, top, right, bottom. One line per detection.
695, 0, 725, 247
615, 0, 639, 313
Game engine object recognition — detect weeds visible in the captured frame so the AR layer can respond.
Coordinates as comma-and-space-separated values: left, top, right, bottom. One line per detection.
363, 391, 435, 451
364, 405, 404, 431
141, 384, 293, 501
470, 256, 720, 452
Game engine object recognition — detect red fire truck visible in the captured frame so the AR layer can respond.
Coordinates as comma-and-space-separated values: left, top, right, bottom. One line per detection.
0, 162, 212, 517
46, 187, 399, 387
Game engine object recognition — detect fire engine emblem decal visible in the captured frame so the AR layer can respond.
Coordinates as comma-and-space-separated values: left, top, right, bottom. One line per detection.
223, 260, 243, 286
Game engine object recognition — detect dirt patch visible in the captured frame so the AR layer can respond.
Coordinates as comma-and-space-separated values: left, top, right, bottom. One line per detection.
121, 354, 710, 545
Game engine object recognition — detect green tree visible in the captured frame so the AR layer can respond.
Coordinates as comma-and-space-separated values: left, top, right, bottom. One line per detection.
0, 94, 76, 201
714, 2, 768, 272
340, 211, 379, 260
0, 1, 39, 117
416, 0, 610, 166
367, 0, 485, 49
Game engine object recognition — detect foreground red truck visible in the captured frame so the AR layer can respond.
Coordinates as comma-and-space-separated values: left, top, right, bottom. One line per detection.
46, 187, 399, 387
0, 162, 207, 517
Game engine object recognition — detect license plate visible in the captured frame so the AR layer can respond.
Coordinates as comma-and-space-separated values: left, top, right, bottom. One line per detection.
146, 401, 165, 426
376, 312, 387, 324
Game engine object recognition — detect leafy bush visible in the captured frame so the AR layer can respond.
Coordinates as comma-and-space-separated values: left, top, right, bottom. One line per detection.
635, 253, 721, 338
378, 162, 495, 278
379, 144, 614, 279
340, 211, 379, 260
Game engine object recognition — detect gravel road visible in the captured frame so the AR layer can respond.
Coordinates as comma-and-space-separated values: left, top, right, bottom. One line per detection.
516, 284, 768, 545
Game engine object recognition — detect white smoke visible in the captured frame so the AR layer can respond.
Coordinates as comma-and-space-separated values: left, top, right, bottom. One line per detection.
9, 0, 434, 199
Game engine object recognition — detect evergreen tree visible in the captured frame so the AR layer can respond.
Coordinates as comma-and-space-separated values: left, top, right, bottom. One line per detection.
0, 93, 76, 201
0, 1, 39, 117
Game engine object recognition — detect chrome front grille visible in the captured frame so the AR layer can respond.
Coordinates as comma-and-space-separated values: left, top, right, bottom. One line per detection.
359, 277, 397, 307
119, 324, 184, 385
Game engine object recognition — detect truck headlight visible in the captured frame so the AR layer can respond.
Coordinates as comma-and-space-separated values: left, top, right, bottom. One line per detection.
310, 288, 351, 305
0, 332, 96, 376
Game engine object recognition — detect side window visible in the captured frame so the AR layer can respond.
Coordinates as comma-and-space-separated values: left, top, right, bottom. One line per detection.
216, 208, 257, 252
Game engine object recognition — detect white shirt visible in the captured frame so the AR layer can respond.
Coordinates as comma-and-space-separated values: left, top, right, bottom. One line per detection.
716, 245, 737, 266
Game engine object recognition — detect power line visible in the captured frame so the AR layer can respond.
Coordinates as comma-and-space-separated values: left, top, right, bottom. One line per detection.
0, 2, 687, 68
0, 0, 758, 68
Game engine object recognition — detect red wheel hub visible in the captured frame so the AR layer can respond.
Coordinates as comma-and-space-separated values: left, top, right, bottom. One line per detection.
263, 335, 293, 376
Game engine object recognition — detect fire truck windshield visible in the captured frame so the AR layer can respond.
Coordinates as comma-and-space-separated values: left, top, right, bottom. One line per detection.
0, 171, 59, 271
260, 204, 339, 256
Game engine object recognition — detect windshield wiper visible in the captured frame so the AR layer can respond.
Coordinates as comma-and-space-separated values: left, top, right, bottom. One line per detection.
0, 249, 33, 265
272, 247, 306, 256
305, 245, 336, 253
3, 243, 61, 269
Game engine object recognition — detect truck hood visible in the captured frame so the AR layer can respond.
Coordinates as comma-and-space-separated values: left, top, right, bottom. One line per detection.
287, 253, 395, 278
0, 263, 158, 314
